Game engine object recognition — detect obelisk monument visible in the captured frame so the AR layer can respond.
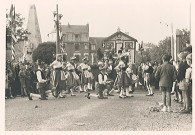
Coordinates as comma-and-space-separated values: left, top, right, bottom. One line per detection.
23, 4, 42, 62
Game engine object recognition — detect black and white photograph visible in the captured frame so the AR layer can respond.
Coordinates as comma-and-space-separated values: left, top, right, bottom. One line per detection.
2, 0, 194, 133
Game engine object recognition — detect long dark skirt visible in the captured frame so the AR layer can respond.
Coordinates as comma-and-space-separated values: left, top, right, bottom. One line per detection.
54, 70, 66, 90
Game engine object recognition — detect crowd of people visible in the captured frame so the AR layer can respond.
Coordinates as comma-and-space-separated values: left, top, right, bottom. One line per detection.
5, 44, 192, 113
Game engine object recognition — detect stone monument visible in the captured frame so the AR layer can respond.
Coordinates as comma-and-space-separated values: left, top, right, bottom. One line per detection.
23, 4, 42, 62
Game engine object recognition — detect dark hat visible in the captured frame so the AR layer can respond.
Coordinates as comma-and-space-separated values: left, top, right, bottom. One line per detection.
118, 50, 122, 54
183, 46, 192, 53
82, 57, 88, 62
178, 52, 188, 60
37, 59, 42, 65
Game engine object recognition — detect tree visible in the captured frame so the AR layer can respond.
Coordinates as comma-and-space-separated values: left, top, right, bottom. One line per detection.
135, 51, 143, 64
32, 42, 56, 64
149, 37, 171, 63
6, 12, 28, 44
181, 29, 190, 46
97, 48, 103, 60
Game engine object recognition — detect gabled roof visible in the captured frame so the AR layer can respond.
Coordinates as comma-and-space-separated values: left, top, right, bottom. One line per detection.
104, 31, 138, 42
60, 24, 89, 34
89, 37, 105, 44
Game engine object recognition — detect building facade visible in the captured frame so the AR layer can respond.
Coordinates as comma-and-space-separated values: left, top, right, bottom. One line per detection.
48, 26, 138, 64
103, 29, 137, 63
89, 37, 105, 64
48, 23, 90, 63
89, 29, 137, 64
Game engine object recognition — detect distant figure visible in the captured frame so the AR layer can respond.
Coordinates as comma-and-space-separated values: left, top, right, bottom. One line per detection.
155, 54, 177, 112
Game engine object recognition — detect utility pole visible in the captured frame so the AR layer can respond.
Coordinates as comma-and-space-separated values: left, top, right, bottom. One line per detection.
53, 4, 63, 58
56, 4, 60, 56
171, 23, 174, 60
160, 21, 174, 60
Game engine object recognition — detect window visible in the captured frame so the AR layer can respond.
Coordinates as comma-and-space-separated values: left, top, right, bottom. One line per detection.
75, 55, 80, 62
91, 44, 95, 50
125, 42, 133, 49
84, 53, 89, 58
85, 43, 88, 49
75, 34, 79, 38
75, 43, 79, 51
106, 42, 113, 50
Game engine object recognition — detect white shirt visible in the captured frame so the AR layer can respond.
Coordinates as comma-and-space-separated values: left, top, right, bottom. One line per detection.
98, 73, 107, 84
108, 65, 112, 71
115, 60, 125, 70
78, 63, 89, 71
50, 60, 63, 69
66, 62, 75, 70
185, 67, 192, 80
36, 67, 47, 83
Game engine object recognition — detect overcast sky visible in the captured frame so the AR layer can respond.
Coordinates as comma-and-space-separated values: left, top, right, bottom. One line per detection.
5, 0, 192, 45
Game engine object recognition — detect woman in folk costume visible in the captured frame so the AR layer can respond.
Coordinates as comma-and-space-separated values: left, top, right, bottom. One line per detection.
114, 54, 128, 98
78, 57, 91, 92
120, 67, 134, 98
66, 56, 83, 93
50, 54, 66, 98
65, 60, 78, 96
128, 63, 138, 91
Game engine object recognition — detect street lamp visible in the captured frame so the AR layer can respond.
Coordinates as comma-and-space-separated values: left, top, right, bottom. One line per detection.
53, 4, 63, 58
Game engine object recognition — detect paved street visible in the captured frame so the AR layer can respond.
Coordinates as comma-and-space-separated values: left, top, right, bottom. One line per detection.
5, 88, 192, 131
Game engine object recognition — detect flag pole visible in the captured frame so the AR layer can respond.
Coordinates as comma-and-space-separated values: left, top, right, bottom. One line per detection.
10, 4, 15, 61
189, 3, 191, 44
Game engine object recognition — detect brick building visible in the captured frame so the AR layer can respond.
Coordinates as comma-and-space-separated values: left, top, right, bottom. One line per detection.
48, 23, 89, 63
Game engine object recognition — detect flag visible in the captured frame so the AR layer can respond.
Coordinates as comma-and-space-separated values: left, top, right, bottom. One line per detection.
9, 4, 15, 26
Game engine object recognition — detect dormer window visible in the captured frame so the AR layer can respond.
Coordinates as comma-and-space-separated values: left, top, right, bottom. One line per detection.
75, 34, 79, 38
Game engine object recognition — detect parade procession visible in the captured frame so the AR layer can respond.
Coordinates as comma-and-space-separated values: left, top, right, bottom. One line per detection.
4, 1, 193, 131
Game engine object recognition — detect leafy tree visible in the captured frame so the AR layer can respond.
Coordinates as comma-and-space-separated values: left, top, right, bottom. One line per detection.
32, 42, 56, 64
149, 37, 171, 63
136, 42, 154, 64
6, 12, 29, 44
135, 51, 143, 64
142, 48, 151, 62
97, 48, 104, 60
181, 29, 190, 46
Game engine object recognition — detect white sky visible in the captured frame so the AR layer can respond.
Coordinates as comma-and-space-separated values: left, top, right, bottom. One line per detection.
4, 0, 192, 45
